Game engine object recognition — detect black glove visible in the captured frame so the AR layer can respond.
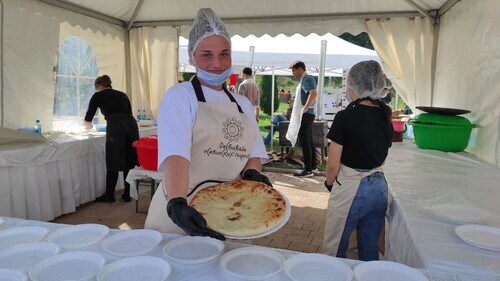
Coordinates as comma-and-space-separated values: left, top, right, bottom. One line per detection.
166, 197, 225, 241
242, 169, 273, 187
324, 179, 333, 192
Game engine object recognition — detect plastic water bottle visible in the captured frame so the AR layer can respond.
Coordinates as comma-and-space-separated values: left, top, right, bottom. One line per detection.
141, 110, 147, 121
34, 120, 42, 135
137, 109, 142, 121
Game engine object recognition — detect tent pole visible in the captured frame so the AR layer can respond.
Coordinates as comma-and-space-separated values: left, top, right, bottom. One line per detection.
0, 0, 3, 127
317, 40, 327, 121
246, 46, 255, 67
124, 29, 132, 103
270, 67, 275, 151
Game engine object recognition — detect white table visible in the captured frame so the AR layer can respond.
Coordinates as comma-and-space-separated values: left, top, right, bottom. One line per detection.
384, 141, 500, 278
125, 166, 164, 212
0, 127, 157, 221
0, 216, 492, 281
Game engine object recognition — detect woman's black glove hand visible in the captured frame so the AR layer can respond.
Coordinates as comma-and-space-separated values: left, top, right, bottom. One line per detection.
324, 180, 333, 192
166, 197, 225, 241
242, 169, 273, 187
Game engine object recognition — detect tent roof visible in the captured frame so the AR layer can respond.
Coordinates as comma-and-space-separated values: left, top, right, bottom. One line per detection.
40, 0, 458, 36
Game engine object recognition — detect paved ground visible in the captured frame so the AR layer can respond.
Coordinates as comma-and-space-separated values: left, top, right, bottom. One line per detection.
52, 171, 358, 257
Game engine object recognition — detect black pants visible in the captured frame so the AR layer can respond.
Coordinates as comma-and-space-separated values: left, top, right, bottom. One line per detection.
298, 113, 317, 171
105, 170, 131, 198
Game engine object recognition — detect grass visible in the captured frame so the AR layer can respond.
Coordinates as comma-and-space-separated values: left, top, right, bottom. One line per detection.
258, 103, 290, 151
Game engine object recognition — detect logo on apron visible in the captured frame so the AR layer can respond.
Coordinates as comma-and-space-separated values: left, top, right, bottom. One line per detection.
222, 117, 244, 142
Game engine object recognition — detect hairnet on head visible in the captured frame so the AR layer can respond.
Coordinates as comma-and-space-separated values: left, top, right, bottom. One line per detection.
188, 8, 231, 65
347, 60, 386, 99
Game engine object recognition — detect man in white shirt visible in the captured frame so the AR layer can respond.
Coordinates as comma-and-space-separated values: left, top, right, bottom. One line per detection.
238, 67, 260, 121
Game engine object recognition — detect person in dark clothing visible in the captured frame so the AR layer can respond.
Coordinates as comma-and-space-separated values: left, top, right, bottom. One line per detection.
323, 60, 392, 261
84, 75, 139, 203
289, 61, 318, 177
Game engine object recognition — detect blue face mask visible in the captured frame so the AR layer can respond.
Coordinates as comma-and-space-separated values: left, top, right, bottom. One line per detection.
197, 67, 233, 87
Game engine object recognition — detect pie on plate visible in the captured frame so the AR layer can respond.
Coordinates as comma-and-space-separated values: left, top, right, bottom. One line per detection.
190, 180, 288, 238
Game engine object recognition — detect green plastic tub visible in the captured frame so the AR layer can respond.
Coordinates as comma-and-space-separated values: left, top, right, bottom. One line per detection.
410, 113, 475, 152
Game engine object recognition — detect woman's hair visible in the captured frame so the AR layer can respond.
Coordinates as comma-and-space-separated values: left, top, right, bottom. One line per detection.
94, 75, 112, 89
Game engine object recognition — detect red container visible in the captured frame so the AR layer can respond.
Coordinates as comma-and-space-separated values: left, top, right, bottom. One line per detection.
132, 135, 158, 171
391, 120, 407, 132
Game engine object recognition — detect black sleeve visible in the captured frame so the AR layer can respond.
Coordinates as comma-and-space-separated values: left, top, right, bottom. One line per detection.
84, 93, 98, 122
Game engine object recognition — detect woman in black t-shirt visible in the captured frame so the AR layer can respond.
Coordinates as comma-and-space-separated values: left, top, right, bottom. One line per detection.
323, 60, 393, 261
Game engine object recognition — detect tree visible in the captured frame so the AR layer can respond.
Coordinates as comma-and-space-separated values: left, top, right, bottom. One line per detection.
259, 75, 279, 115
339, 32, 374, 50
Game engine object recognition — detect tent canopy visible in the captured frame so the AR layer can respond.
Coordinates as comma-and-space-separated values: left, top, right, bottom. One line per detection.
2, 0, 500, 166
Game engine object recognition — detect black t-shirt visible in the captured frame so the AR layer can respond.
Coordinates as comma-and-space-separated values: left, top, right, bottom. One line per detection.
84, 89, 133, 121
327, 104, 393, 169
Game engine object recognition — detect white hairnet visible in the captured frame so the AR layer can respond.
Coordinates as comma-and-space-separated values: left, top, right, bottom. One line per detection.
188, 8, 231, 65
347, 60, 386, 99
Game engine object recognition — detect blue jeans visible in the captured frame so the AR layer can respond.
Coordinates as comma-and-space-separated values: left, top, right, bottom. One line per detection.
264, 115, 288, 145
337, 171, 388, 261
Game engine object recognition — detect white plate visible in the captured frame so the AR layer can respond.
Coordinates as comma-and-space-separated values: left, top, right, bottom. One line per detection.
0, 226, 49, 250
220, 246, 284, 280
29, 251, 106, 281
354, 261, 428, 281
431, 204, 489, 224
163, 236, 224, 264
284, 253, 353, 281
0, 269, 28, 281
101, 229, 163, 257
0, 242, 60, 272
455, 224, 500, 251
226, 190, 292, 240
47, 224, 109, 248
97, 256, 171, 281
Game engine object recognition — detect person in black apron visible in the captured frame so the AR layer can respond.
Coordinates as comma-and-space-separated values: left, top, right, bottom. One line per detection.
145, 8, 270, 240
84, 75, 139, 203
323, 60, 393, 261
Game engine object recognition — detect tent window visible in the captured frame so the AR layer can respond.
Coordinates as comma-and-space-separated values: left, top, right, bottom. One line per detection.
53, 37, 98, 128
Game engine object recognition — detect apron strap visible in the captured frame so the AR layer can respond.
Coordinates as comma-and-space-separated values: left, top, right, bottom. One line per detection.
191, 76, 244, 114
187, 179, 225, 197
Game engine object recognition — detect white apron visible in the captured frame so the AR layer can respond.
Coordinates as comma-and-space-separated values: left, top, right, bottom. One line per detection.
286, 81, 304, 146
145, 77, 257, 234
323, 164, 384, 256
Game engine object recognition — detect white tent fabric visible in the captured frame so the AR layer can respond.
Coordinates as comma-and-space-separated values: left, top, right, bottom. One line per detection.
1, 0, 500, 166
366, 17, 434, 112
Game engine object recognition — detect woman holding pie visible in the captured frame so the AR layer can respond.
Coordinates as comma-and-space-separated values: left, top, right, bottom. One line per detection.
323, 60, 392, 261
145, 8, 271, 240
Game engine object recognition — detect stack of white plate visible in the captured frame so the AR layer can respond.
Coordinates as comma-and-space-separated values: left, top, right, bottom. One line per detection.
97, 256, 171, 281
0, 226, 49, 251
0, 268, 28, 281
455, 224, 500, 251
0, 242, 60, 272
101, 229, 163, 257
29, 251, 106, 281
220, 246, 285, 280
353, 261, 428, 281
47, 224, 109, 249
284, 253, 352, 281
163, 236, 224, 264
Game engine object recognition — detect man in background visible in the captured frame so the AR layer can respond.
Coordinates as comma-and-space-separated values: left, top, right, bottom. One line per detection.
238, 67, 260, 121
290, 61, 318, 177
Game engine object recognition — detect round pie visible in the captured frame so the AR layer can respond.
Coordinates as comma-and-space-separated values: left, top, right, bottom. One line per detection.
190, 180, 287, 237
